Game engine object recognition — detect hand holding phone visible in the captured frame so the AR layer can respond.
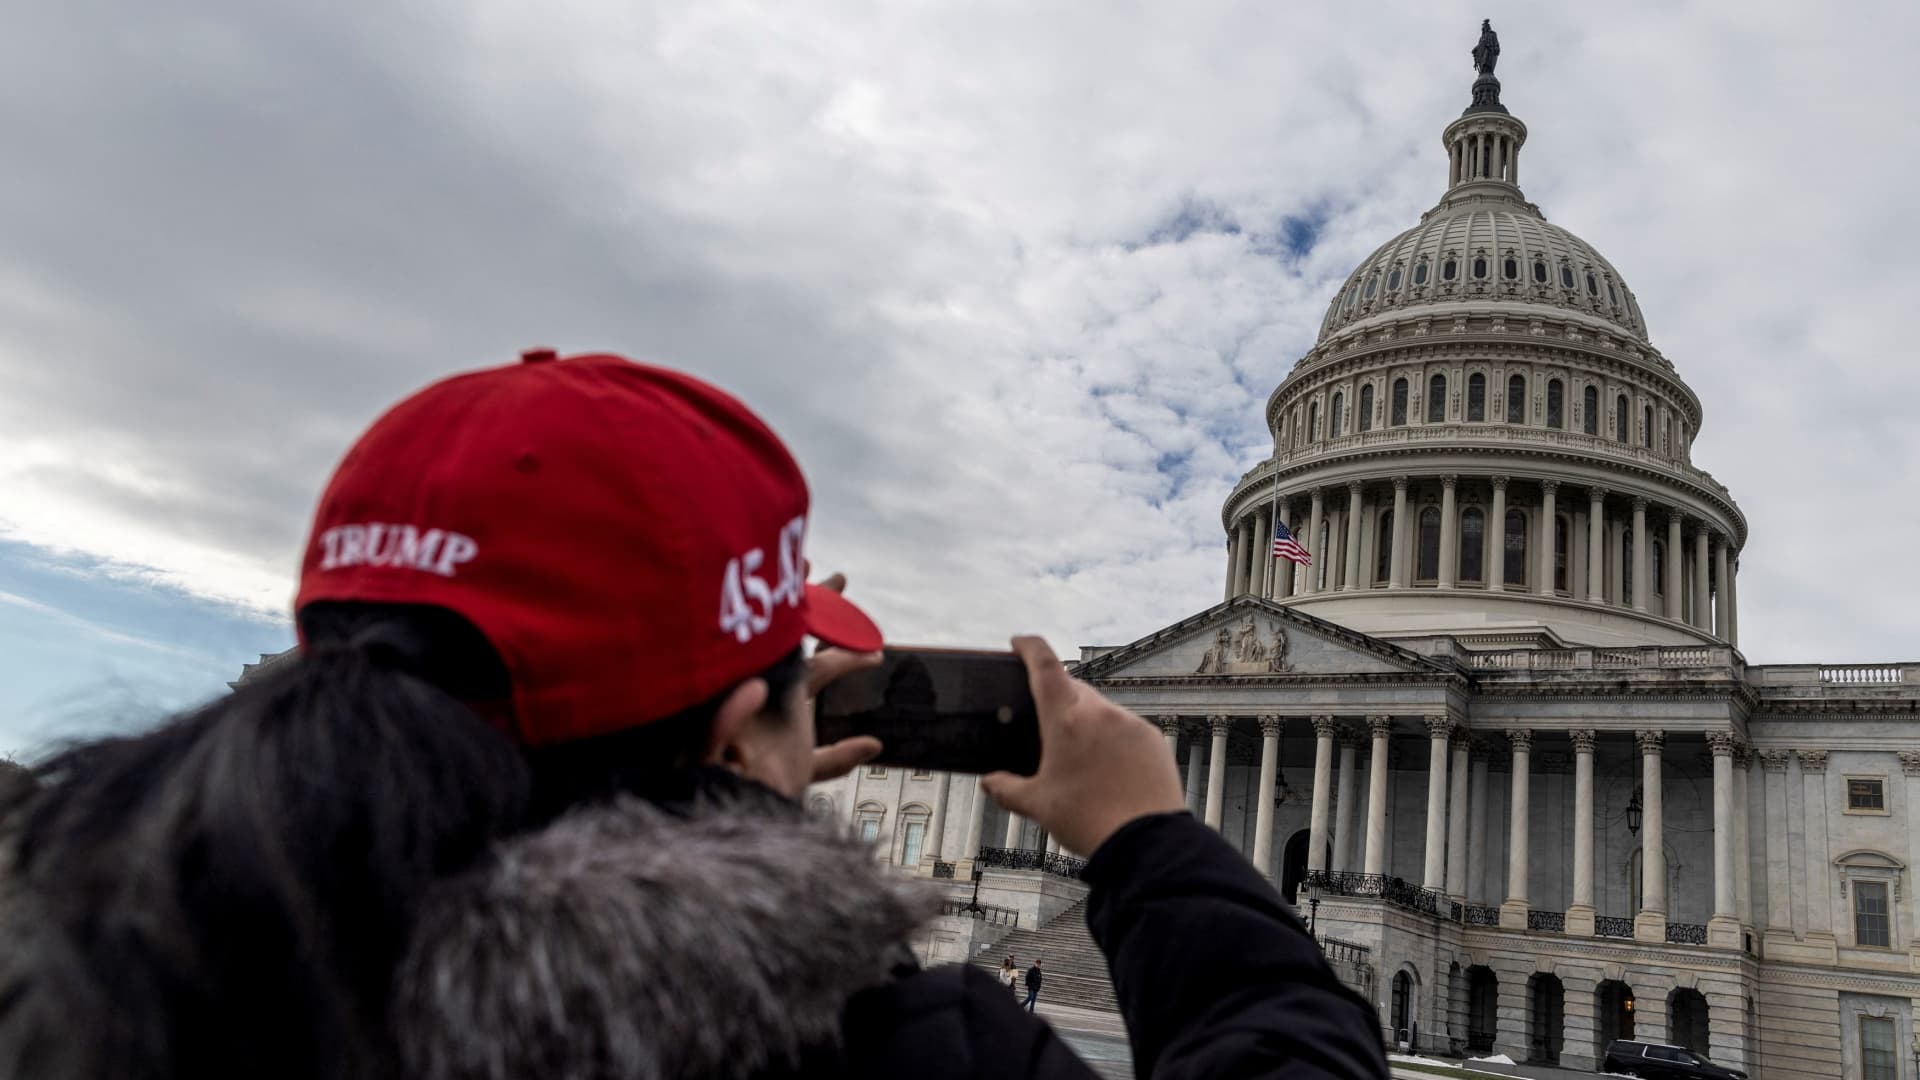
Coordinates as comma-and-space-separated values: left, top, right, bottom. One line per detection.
813, 647, 1041, 776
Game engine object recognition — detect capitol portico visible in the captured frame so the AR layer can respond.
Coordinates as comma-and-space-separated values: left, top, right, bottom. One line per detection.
811, 25, 1920, 1080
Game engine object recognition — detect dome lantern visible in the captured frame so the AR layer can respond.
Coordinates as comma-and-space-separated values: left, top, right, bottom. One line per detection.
1444, 21, 1527, 195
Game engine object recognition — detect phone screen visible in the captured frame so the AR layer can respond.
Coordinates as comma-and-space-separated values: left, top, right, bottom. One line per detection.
813, 647, 1040, 776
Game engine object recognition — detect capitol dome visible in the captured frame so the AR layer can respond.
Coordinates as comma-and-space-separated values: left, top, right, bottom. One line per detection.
1218, 44, 1747, 650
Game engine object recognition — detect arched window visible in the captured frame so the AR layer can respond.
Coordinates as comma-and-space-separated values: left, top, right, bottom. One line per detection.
1358, 384, 1375, 432
1533, 260, 1548, 283
1376, 510, 1395, 584
1417, 506, 1441, 581
1472, 256, 1488, 279
1391, 379, 1409, 426
1554, 515, 1570, 592
1503, 509, 1527, 587
1615, 395, 1629, 441
1427, 375, 1446, 422
1583, 386, 1599, 435
1503, 257, 1519, 280
1506, 374, 1526, 424
1622, 531, 1635, 601
1607, 279, 1619, 305
1364, 275, 1378, 299
1652, 540, 1665, 599
1546, 379, 1564, 429
1560, 264, 1576, 289
1586, 271, 1599, 296
1460, 507, 1485, 582
1330, 391, 1344, 438
1442, 258, 1458, 281
1387, 268, 1403, 291
1642, 405, 1654, 448
1467, 373, 1486, 421
1309, 400, 1320, 441
1413, 261, 1430, 285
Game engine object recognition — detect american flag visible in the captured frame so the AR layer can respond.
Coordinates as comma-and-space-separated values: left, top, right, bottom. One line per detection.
1271, 520, 1313, 566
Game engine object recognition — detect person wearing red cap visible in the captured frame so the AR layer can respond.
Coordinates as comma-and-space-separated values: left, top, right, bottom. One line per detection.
0, 351, 1386, 1080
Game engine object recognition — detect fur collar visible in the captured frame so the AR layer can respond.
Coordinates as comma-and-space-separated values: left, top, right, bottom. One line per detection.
392, 792, 941, 1080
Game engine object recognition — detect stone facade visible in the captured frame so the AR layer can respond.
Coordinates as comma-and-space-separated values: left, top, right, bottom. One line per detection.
816, 32, 1920, 1080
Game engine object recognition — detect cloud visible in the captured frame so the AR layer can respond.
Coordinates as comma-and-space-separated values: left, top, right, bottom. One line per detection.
0, 0, 1914, 691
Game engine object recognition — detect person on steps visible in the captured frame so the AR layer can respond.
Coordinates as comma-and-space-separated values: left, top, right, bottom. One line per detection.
1023, 960, 1043, 1013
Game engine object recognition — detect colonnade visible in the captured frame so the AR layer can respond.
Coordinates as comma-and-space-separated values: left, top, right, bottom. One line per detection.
1224, 476, 1741, 643
1159, 715, 1753, 945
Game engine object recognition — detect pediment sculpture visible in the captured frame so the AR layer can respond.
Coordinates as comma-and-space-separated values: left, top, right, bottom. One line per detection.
1196, 614, 1290, 674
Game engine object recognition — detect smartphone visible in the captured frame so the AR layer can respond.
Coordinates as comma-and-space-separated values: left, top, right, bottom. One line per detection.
813, 647, 1041, 776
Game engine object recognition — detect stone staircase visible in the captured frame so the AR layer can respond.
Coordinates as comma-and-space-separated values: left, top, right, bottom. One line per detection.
969, 896, 1119, 1013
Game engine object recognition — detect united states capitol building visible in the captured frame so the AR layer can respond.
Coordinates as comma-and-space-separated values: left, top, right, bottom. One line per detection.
810, 26, 1920, 1080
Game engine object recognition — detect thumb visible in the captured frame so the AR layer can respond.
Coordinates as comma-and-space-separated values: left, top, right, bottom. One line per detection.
980, 771, 1041, 820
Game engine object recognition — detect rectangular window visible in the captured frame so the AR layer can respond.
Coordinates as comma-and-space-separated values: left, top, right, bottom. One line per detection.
1861, 1015, 1896, 1080
901, 822, 925, 867
866, 765, 888, 778
911, 768, 933, 780
1848, 778, 1887, 812
859, 819, 880, 845
1855, 881, 1892, 948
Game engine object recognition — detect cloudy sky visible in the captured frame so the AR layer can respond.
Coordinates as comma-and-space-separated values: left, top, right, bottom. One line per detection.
2, 1, 1916, 756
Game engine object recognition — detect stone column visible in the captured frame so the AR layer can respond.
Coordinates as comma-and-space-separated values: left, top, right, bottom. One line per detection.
959, 781, 988, 867
1438, 476, 1459, 588
1303, 489, 1326, 594
1421, 715, 1451, 890
1389, 477, 1411, 589
1364, 715, 1392, 876
1252, 509, 1272, 599
1707, 730, 1741, 947
1204, 715, 1231, 830
927, 771, 953, 863
1467, 742, 1491, 904
1633, 729, 1668, 942
1333, 730, 1359, 872
1308, 716, 1336, 873
1159, 715, 1180, 761
1760, 750, 1792, 941
1184, 726, 1205, 817
1445, 729, 1471, 900
1728, 554, 1740, 646
1229, 519, 1249, 598
1342, 481, 1364, 592
1045, 833, 1060, 856
1630, 497, 1649, 612
1713, 536, 1731, 639
1325, 507, 1345, 592
1252, 715, 1282, 876
1733, 746, 1753, 930
1692, 525, 1712, 630
1800, 750, 1833, 944
1536, 480, 1558, 595
1487, 476, 1507, 588
1665, 511, 1684, 620
1567, 729, 1597, 935
1003, 811, 1025, 849
1499, 728, 1533, 929
1587, 487, 1607, 603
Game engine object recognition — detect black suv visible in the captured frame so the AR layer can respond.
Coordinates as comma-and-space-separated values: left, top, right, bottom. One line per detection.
1601, 1039, 1747, 1079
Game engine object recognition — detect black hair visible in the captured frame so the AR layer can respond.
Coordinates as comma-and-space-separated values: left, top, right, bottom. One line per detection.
0, 602, 806, 1079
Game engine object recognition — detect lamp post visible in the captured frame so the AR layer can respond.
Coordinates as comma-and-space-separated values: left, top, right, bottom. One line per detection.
1307, 874, 1324, 938
1909, 1032, 1918, 1080
960, 867, 985, 917
1627, 785, 1643, 836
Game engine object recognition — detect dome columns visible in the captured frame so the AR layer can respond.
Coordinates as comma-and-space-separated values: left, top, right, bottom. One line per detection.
1443, 113, 1528, 195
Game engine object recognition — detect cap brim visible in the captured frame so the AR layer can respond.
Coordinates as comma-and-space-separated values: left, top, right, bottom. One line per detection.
804, 583, 884, 653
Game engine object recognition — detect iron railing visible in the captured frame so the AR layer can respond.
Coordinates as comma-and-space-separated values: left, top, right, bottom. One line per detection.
1666, 922, 1707, 945
1596, 916, 1634, 938
1462, 904, 1501, 926
977, 846, 1086, 879
931, 860, 955, 879
1320, 937, 1372, 965
1468, 1027, 1496, 1053
1305, 870, 1447, 918
940, 899, 1019, 927
1528, 909, 1566, 933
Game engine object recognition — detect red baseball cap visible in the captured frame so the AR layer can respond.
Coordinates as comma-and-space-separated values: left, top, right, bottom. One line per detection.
294, 349, 883, 746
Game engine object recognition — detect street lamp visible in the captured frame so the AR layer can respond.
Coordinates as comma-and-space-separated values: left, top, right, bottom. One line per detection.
1307, 875, 1324, 938
959, 867, 985, 917
1908, 1032, 1918, 1079
1627, 785, 1643, 837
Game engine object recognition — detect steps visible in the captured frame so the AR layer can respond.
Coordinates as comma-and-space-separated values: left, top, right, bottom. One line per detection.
969, 896, 1120, 1013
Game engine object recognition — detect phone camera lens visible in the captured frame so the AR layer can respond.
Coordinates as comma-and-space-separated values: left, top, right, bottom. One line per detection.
996, 706, 1013, 725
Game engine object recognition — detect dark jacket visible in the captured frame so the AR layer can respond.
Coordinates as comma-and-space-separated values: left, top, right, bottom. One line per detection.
396, 796, 1386, 1080
1025, 965, 1043, 992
